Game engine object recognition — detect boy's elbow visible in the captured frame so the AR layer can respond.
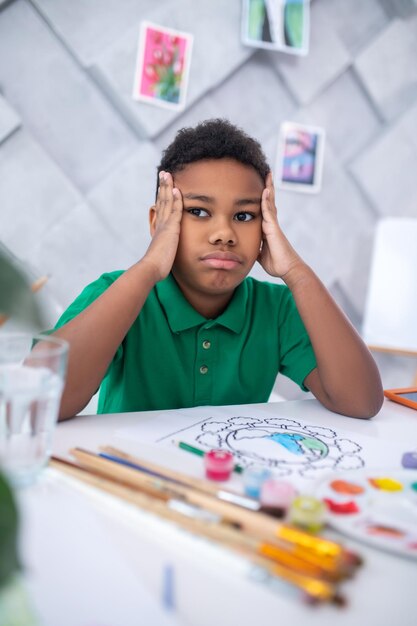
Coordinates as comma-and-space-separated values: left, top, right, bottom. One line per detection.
353, 403, 381, 419
342, 385, 384, 419
363, 373, 385, 418
360, 389, 384, 419
58, 400, 77, 421
58, 390, 89, 421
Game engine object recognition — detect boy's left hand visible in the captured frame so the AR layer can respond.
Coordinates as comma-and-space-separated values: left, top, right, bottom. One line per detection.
257, 172, 302, 280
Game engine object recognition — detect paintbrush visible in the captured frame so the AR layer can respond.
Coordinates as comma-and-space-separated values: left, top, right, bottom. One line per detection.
52, 455, 332, 580
98, 447, 259, 510
70, 447, 360, 579
50, 456, 345, 605
98, 446, 361, 570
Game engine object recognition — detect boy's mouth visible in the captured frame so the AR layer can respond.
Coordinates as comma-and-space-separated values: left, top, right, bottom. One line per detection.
200, 251, 242, 270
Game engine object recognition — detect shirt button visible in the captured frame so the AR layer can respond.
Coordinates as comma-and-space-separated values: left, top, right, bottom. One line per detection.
202, 340, 211, 350
199, 365, 209, 375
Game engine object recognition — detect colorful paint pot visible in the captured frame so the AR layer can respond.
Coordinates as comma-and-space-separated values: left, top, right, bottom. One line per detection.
288, 495, 326, 532
316, 470, 417, 559
259, 479, 297, 518
243, 467, 271, 499
402, 452, 417, 469
204, 449, 234, 481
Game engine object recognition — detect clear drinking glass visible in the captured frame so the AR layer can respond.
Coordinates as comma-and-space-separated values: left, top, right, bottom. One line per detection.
0, 333, 68, 487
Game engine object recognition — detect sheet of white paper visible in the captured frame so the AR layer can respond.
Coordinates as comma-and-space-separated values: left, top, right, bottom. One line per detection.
19, 470, 182, 626
116, 404, 409, 491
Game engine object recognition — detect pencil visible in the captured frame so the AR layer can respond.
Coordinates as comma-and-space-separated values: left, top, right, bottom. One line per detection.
72, 447, 360, 578
30, 274, 49, 293
172, 440, 244, 474
50, 456, 345, 604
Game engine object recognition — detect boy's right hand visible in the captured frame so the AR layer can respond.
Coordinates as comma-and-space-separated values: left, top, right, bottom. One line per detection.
142, 171, 183, 282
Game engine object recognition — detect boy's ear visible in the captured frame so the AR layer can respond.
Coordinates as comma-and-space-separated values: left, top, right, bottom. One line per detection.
149, 206, 157, 236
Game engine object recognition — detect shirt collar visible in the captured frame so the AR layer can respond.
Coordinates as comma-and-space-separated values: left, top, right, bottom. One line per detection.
156, 273, 248, 334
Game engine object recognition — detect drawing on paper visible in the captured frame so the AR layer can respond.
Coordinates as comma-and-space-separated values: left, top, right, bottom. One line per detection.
161, 416, 365, 480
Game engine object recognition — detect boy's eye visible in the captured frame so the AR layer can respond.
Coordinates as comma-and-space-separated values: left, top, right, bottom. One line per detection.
187, 208, 210, 218
234, 212, 255, 222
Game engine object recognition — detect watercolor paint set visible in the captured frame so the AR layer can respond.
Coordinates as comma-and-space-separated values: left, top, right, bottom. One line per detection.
316, 470, 417, 559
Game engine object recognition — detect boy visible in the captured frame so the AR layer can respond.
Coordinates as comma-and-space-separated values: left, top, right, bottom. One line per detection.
52, 119, 383, 420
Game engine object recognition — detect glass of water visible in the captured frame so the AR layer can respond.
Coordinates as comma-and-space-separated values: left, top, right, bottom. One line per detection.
0, 332, 68, 487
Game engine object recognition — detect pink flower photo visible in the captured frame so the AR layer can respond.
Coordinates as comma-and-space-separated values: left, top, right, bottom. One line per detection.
133, 22, 193, 110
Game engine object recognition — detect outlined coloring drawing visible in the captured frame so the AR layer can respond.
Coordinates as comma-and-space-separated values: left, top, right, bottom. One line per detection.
159, 416, 365, 480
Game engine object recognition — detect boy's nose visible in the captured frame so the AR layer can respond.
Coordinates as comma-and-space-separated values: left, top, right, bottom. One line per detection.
208, 219, 236, 245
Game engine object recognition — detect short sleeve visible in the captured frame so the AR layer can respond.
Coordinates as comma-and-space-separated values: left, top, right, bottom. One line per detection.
51, 271, 125, 368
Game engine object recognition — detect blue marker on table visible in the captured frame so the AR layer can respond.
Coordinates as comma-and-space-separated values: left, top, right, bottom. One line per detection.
162, 563, 175, 612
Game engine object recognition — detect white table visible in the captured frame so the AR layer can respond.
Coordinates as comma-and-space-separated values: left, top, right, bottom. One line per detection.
20, 399, 417, 626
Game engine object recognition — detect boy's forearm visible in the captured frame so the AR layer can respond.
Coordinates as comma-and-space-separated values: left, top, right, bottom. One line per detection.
53, 260, 159, 420
283, 262, 384, 418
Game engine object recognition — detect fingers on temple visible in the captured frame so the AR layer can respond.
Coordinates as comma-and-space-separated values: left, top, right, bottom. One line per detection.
263, 172, 277, 217
172, 187, 184, 216
261, 187, 272, 215
158, 171, 173, 209
267, 171, 276, 202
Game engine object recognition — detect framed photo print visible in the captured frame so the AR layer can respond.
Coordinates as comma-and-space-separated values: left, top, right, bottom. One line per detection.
275, 121, 325, 193
132, 21, 193, 110
242, 0, 310, 56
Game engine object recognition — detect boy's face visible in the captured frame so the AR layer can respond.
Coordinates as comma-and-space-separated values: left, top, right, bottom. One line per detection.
167, 158, 264, 312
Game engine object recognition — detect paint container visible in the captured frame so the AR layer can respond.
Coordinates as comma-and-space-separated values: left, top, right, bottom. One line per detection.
402, 452, 417, 469
260, 479, 297, 518
243, 467, 271, 499
316, 469, 417, 558
289, 495, 326, 532
204, 449, 234, 481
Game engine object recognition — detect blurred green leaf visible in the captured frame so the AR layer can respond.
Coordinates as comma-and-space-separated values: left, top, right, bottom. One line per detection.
0, 244, 44, 329
0, 472, 20, 588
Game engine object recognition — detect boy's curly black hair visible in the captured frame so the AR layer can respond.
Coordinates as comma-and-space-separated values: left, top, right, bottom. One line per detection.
156, 119, 270, 197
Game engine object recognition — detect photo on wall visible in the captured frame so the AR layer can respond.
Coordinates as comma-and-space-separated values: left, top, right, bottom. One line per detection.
132, 21, 193, 110
275, 121, 325, 193
241, 0, 310, 56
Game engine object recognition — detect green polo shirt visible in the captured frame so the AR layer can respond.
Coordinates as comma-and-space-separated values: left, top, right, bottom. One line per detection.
54, 272, 316, 413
